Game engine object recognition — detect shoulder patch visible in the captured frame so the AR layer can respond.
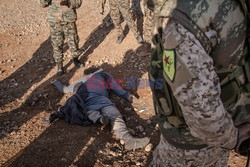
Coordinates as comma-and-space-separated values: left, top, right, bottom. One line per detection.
163, 49, 176, 82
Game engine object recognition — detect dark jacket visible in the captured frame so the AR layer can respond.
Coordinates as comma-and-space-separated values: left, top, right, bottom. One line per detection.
49, 83, 92, 125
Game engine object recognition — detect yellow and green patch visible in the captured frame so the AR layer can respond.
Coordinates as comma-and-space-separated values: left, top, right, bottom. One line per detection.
163, 49, 176, 82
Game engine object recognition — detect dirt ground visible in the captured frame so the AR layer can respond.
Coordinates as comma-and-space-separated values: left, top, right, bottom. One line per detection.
0, 0, 247, 166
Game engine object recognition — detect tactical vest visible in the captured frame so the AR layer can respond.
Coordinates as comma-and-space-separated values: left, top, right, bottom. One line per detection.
150, 0, 250, 149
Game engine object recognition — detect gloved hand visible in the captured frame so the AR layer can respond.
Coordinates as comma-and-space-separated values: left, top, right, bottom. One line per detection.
235, 123, 250, 156
60, 0, 69, 7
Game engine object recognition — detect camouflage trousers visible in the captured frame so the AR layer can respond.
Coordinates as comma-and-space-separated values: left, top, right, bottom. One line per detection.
150, 135, 229, 167
140, 0, 154, 43
109, 0, 140, 38
49, 21, 80, 63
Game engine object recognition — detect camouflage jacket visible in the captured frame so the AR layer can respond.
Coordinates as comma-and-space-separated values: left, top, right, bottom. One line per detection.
149, 0, 248, 150
39, 0, 82, 22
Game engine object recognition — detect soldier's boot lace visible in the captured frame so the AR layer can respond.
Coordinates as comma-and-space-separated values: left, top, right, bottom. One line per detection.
56, 61, 64, 76
73, 57, 84, 68
116, 34, 125, 44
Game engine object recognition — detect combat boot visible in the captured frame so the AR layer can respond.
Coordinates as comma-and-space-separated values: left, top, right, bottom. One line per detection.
116, 34, 125, 44
136, 35, 144, 44
56, 61, 64, 76
73, 57, 84, 68
97, 116, 110, 125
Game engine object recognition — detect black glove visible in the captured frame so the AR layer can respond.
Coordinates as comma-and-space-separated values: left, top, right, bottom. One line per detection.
235, 123, 250, 156
60, 0, 69, 7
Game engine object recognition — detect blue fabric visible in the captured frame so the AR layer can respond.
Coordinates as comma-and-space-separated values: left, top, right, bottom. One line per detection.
52, 68, 104, 93
83, 71, 130, 111
53, 69, 130, 111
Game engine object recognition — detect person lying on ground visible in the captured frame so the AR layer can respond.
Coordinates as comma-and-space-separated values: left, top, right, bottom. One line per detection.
49, 68, 150, 150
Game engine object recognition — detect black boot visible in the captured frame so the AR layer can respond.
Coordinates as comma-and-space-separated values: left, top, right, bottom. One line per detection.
136, 35, 144, 44
73, 57, 84, 68
98, 116, 110, 125
116, 34, 125, 44
56, 62, 64, 76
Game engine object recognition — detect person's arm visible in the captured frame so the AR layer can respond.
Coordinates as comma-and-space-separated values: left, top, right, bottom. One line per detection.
69, 0, 82, 9
102, 72, 131, 101
52, 69, 104, 93
39, 0, 51, 7
161, 20, 238, 149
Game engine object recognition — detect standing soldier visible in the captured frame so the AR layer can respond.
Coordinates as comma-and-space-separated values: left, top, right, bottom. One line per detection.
39, 0, 83, 76
108, 0, 144, 44
149, 0, 250, 166
139, 0, 154, 43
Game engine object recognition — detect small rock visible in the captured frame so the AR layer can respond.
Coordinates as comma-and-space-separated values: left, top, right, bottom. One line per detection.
146, 120, 152, 124
120, 140, 125, 145
155, 124, 159, 130
136, 125, 144, 132
124, 107, 131, 111
145, 143, 153, 152
21, 112, 27, 115
10, 79, 16, 83
33, 97, 39, 102
136, 162, 142, 166
43, 93, 48, 98
109, 151, 117, 156
61, 158, 67, 162
12, 126, 18, 130
139, 109, 145, 113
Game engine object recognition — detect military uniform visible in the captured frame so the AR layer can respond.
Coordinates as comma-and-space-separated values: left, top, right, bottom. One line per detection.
109, 0, 142, 43
39, 0, 82, 64
140, 0, 154, 43
149, 0, 250, 166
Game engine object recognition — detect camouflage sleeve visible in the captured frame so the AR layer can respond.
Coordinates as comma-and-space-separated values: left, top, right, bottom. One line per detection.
161, 20, 238, 149
69, 0, 82, 9
38, 0, 51, 7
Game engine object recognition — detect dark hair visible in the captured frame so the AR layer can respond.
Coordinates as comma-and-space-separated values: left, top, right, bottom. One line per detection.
83, 66, 100, 75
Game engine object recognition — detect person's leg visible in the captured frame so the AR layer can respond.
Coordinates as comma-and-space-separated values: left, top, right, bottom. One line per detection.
109, 0, 124, 44
64, 22, 83, 68
118, 0, 143, 44
49, 21, 65, 76
101, 105, 149, 150
86, 110, 109, 125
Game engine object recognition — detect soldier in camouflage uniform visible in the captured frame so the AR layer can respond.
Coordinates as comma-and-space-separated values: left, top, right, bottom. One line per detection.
139, 0, 154, 43
39, 0, 83, 76
149, 0, 250, 166
108, 0, 144, 44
